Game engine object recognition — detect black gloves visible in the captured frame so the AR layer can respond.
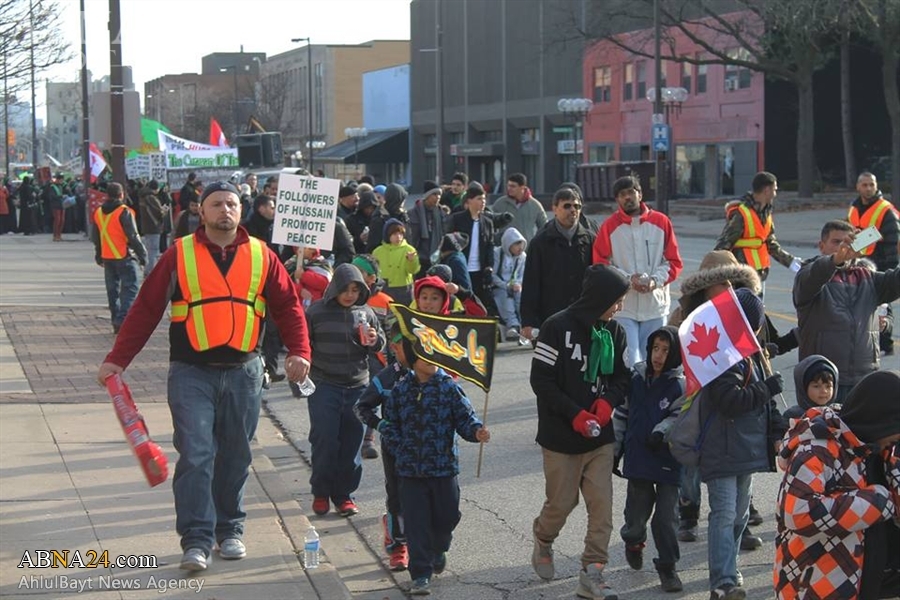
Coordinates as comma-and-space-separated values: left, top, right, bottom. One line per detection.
646, 431, 665, 452
764, 373, 784, 396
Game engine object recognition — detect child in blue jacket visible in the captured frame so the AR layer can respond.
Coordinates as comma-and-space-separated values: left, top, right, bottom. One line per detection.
613, 325, 685, 593
379, 349, 490, 596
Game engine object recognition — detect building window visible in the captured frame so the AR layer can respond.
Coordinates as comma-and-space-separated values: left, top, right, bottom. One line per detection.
589, 144, 614, 163
424, 134, 437, 148
623, 64, 633, 101
482, 130, 502, 142
449, 131, 465, 145
696, 61, 707, 94
636, 61, 647, 100
659, 61, 667, 88
593, 66, 611, 103
676, 145, 707, 195
724, 48, 752, 91
719, 145, 735, 196
681, 62, 692, 93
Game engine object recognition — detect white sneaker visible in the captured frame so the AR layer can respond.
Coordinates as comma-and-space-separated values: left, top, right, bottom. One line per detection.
218, 538, 246, 560
180, 548, 208, 571
576, 563, 618, 599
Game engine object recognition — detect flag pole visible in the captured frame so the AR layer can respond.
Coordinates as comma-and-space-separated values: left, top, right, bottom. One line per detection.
475, 390, 490, 478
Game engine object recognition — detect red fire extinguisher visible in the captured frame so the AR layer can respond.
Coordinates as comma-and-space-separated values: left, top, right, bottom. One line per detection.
105, 373, 169, 487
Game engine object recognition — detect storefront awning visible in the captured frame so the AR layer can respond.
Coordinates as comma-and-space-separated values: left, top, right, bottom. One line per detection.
316, 128, 409, 164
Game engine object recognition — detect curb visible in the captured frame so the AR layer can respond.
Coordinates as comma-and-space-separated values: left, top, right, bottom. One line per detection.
253, 417, 354, 600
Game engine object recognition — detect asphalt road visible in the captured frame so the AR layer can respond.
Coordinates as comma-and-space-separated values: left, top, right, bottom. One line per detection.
262, 235, 845, 600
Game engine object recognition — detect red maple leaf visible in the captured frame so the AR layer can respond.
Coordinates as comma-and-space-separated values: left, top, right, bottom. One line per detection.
687, 322, 721, 365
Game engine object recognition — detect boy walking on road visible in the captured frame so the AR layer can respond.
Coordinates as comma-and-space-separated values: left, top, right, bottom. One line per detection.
530, 264, 631, 600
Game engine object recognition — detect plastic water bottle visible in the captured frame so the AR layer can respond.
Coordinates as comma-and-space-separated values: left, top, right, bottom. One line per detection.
586, 420, 602, 438
296, 377, 316, 397
304, 525, 320, 569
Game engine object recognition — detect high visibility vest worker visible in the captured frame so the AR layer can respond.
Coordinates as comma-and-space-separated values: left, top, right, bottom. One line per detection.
848, 198, 897, 256
728, 203, 772, 271
170, 235, 270, 353
93, 205, 133, 260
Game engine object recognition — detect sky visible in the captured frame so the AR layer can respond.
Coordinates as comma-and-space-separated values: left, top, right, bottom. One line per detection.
45, 0, 412, 116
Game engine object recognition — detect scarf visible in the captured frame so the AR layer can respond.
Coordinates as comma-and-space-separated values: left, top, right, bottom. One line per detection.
585, 325, 614, 382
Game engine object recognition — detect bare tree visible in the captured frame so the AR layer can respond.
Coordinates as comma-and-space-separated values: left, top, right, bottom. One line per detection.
839, 27, 856, 189
856, 0, 900, 198
253, 70, 297, 140
0, 0, 73, 95
557, 0, 845, 198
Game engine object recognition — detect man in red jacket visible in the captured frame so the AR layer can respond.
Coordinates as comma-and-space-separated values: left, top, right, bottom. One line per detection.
96, 181, 311, 572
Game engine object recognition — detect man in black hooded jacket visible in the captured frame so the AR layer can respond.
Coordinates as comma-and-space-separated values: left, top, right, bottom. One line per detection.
530, 264, 630, 600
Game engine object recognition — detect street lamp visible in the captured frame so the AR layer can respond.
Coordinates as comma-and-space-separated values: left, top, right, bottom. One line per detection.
220, 65, 239, 140
290, 37, 315, 170
556, 98, 593, 182
344, 127, 368, 177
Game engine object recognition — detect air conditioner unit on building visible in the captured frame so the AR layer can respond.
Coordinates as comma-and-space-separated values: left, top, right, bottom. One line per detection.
725, 79, 738, 91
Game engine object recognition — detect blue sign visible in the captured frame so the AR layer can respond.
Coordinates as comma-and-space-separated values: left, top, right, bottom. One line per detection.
652, 124, 670, 153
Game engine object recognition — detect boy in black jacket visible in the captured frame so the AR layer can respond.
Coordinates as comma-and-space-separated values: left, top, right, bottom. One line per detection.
530, 264, 630, 600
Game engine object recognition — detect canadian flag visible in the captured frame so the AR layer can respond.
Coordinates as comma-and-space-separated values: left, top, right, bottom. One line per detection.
209, 118, 229, 147
678, 287, 762, 396
88, 143, 107, 182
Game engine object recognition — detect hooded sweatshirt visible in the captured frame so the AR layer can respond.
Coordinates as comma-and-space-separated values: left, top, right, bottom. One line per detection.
620, 325, 685, 484
366, 183, 409, 252
492, 227, 527, 290
784, 354, 838, 422
412, 275, 451, 314
530, 264, 631, 454
305, 263, 386, 387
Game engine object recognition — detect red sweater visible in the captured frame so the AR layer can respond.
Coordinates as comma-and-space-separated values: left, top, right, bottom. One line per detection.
105, 226, 311, 368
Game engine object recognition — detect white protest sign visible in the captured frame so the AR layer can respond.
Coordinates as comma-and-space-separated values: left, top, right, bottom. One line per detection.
272, 174, 340, 251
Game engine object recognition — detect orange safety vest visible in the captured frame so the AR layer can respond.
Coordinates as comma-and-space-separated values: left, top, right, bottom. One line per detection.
93, 205, 133, 260
847, 198, 896, 256
729, 203, 772, 271
170, 235, 270, 353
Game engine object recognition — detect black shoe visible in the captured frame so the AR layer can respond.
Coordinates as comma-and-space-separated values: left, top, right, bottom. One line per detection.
625, 543, 644, 570
657, 566, 683, 593
710, 583, 746, 599
748, 504, 763, 526
740, 528, 762, 551
677, 519, 698, 542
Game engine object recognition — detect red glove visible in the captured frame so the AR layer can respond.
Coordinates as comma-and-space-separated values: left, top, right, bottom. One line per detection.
590, 399, 613, 427
572, 410, 600, 438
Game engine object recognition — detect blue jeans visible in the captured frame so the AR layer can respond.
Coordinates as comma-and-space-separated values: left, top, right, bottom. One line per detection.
167, 359, 263, 552
706, 474, 752, 590
617, 316, 665, 369
679, 465, 702, 508
307, 380, 365, 501
142, 233, 160, 276
103, 258, 140, 327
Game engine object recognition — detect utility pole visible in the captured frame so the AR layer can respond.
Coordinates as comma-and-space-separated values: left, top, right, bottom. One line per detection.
653, 0, 668, 215
108, 0, 125, 185
3, 49, 9, 179
29, 0, 38, 170
435, 0, 444, 185
80, 0, 91, 190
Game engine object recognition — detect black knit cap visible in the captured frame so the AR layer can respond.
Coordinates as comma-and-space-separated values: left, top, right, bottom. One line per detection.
199, 181, 240, 203
735, 287, 765, 331
440, 232, 469, 254
840, 371, 900, 444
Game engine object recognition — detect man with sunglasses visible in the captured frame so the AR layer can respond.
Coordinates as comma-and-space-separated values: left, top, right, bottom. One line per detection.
593, 176, 683, 368
521, 187, 596, 342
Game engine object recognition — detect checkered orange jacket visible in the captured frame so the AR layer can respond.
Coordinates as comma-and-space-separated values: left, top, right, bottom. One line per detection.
774, 407, 896, 599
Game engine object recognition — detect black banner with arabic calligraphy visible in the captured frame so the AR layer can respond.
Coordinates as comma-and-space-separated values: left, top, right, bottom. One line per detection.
389, 303, 498, 392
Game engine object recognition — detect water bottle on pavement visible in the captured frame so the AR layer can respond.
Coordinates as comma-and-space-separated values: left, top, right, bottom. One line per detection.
586, 420, 601, 437
304, 525, 320, 569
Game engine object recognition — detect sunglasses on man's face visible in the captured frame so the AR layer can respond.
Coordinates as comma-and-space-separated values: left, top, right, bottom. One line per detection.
561, 202, 582, 211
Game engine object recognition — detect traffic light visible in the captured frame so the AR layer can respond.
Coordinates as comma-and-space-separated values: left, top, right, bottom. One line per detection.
5, 129, 14, 146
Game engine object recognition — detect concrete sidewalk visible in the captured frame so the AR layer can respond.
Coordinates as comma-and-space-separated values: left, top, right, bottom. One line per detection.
0, 233, 354, 599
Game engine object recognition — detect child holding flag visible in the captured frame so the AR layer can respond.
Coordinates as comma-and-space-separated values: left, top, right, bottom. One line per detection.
687, 288, 788, 600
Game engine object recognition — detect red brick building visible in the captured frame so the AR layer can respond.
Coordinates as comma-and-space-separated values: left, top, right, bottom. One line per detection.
582, 20, 766, 198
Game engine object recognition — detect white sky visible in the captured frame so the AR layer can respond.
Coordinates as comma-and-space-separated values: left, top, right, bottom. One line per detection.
45, 0, 411, 116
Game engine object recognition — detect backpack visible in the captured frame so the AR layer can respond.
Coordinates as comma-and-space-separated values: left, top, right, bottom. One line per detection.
664, 391, 712, 467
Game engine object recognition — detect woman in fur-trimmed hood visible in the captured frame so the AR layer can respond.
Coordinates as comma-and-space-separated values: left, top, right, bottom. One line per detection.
668, 250, 761, 328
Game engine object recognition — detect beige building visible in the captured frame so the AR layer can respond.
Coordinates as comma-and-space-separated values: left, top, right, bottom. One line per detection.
261, 40, 409, 172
